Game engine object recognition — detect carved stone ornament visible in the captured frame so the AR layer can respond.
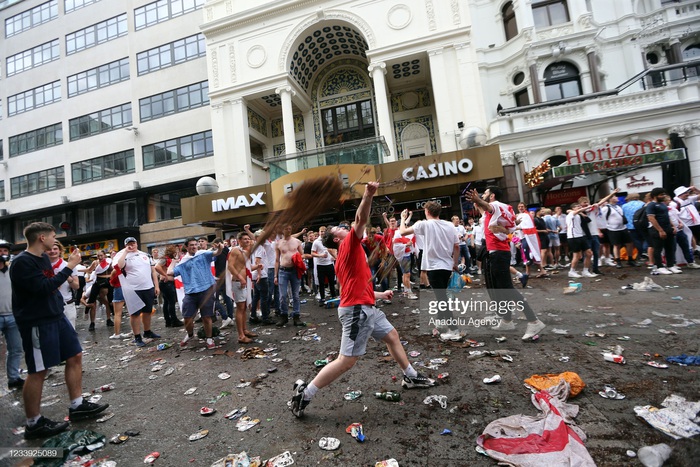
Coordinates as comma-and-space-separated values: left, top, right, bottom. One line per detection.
501, 152, 516, 166
425, 0, 436, 31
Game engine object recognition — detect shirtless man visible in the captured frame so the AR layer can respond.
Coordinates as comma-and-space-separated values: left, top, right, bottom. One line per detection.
274, 225, 305, 327
227, 230, 258, 343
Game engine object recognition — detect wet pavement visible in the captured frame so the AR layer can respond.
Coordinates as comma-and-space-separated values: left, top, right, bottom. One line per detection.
1, 265, 699, 466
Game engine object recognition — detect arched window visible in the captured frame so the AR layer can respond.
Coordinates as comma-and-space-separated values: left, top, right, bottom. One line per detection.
544, 62, 582, 100
532, 0, 569, 28
502, 2, 518, 41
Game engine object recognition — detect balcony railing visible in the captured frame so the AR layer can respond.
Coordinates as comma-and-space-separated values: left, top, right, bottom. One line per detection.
267, 136, 389, 181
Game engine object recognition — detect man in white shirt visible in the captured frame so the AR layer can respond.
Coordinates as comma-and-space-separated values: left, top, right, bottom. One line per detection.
312, 229, 336, 304
114, 237, 160, 348
399, 201, 460, 340
601, 195, 637, 268
673, 186, 700, 248
47, 241, 79, 329
452, 216, 469, 270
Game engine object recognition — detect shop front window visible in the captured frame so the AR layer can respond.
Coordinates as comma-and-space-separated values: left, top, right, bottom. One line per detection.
77, 198, 137, 234
544, 62, 582, 101
148, 188, 195, 221
322, 100, 375, 145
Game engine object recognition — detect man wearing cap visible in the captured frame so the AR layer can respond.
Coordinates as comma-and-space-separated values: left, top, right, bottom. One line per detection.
1, 240, 24, 389
114, 237, 161, 347
672, 186, 700, 249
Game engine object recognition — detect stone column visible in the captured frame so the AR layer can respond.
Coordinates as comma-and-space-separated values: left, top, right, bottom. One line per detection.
501, 152, 522, 203
586, 46, 602, 92
214, 98, 253, 190
368, 61, 396, 161
515, 150, 531, 203
675, 123, 700, 187
528, 62, 542, 103
427, 48, 459, 154
276, 85, 298, 172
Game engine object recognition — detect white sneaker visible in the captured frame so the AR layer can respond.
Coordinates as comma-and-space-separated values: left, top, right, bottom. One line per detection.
582, 270, 598, 278
491, 319, 515, 331
108, 333, 121, 340
219, 317, 233, 329
568, 270, 582, 278
687, 262, 700, 269
605, 258, 617, 267
522, 320, 546, 340
120, 332, 132, 338
669, 266, 683, 274
651, 267, 673, 275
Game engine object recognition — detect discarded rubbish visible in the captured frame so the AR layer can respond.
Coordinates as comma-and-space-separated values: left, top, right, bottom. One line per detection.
637, 444, 672, 467
156, 343, 172, 351
318, 436, 341, 450
423, 395, 448, 409
408, 351, 421, 357
477, 380, 595, 466
495, 336, 507, 343
236, 382, 251, 388
88, 394, 102, 403
658, 329, 677, 335
144, 452, 160, 464
551, 329, 569, 335
236, 416, 260, 431
599, 385, 625, 400
189, 429, 209, 441
94, 384, 115, 393
467, 349, 517, 360
314, 359, 328, 367
666, 354, 700, 366
603, 353, 626, 364
634, 394, 700, 439
344, 391, 363, 401
626, 450, 636, 457
559, 356, 570, 363
218, 372, 231, 380
200, 407, 216, 416
502, 355, 514, 362
375, 391, 401, 401
184, 387, 197, 395
524, 372, 586, 397
374, 459, 399, 467
148, 375, 158, 380
96, 413, 115, 423
164, 367, 175, 376
617, 336, 631, 341
264, 450, 294, 466
437, 373, 449, 380
483, 375, 501, 384
671, 296, 683, 301
647, 361, 669, 369
225, 407, 247, 420
441, 429, 452, 436
151, 365, 163, 372
109, 434, 129, 444
346, 423, 366, 442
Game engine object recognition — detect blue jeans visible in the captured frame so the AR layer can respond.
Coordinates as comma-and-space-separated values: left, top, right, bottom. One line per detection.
215, 283, 233, 320
0, 314, 23, 381
278, 269, 300, 317
459, 244, 470, 266
676, 230, 694, 264
252, 278, 270, 320
267, 268, 279, 311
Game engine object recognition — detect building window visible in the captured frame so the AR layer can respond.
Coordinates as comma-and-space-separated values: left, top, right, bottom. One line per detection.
140, 81, 208, 122
72, 149, 135, 185
322, 100, 375, 145
134, 0, 205, 31
65, 0, 101, 13
137, 34, 205, 75
77, 198, 137, 234
5, 0, 58, 38
502, 2, 518, 41
11, 167, 65, 199
67, 58, 129, 97
544, 62, 582, 100
69, 103, 132, 141
0, 180, 4, 202
142, 130, 213, 170
148, 188, 195, 221
66, 14, 127, 55
9, 123, 62, 157
532, 0, 569, 28
8, 81, 61, 117
6, 39, 60, 76
0, 139, 3, 160
514, 88, 530, 107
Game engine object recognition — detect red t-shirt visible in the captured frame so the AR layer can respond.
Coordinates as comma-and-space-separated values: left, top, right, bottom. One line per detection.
383, 227, 396, 249
336, 228, 376, 307
484, 201, 515, 252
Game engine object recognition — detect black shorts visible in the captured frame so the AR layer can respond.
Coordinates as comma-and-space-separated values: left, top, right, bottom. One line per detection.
607, 229, 632, 246
598, 229, 610, 245
538, 235, 549, 249
558, 233, 568, 245
19, 317, 82, 374
568, 237, 590, 253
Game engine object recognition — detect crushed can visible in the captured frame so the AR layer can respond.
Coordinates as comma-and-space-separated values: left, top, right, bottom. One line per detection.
93, 383, 114, 393
344, 391, 362, 401
374, 391, 401, 401
324, 298, 340, 308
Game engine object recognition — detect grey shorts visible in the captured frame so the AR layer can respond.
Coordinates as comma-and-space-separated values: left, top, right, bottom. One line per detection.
338, 305, 394, 357
231, 281, 248, 303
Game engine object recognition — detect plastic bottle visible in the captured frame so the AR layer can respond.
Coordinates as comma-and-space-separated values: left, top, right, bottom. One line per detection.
375, 391, 401, 401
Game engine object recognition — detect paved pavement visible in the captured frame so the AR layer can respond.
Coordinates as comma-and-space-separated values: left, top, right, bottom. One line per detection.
1, 264, 699, 466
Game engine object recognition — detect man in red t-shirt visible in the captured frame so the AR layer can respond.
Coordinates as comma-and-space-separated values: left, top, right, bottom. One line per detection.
288, 182, 435, 418
465, 186, 545, 341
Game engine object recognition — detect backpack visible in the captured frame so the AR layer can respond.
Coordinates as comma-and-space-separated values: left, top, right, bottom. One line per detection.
633, 206, 648, 233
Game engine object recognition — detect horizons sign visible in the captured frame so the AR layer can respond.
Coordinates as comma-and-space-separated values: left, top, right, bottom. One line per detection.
552, 149, 686, 177
211, 192, 266, 213
402, 158, 473, 182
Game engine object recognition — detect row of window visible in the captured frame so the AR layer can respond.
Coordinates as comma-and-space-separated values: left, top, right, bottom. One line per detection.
67, 58, 130, 97
69, 103, 132, 141
140, 81, 209, 122
6, 40, 60, 76
5, 0, 57, 38
8, 81, 61, 117
2, 130, 212, 198
5, 0, 198, 40
137, 33, 206, 75
0, 180, 4, 202
66, 14, 127, 55
8, 123, 63, 157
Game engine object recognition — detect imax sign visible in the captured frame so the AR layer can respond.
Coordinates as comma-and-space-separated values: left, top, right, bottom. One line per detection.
211, 192, 266, 213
